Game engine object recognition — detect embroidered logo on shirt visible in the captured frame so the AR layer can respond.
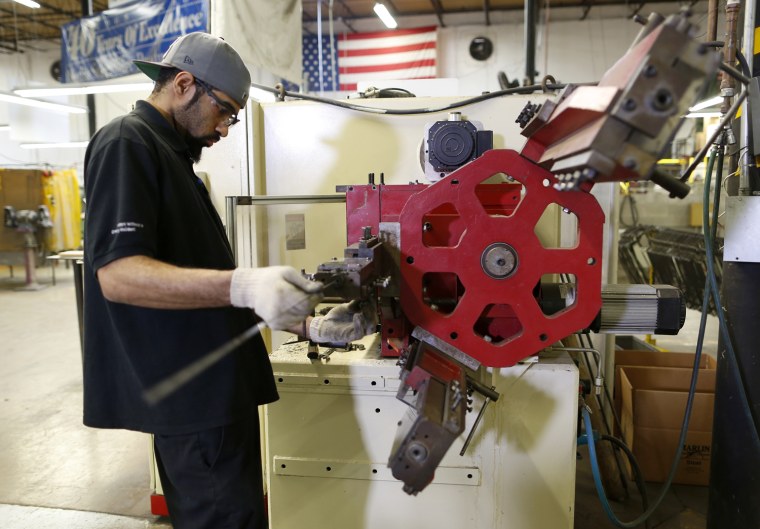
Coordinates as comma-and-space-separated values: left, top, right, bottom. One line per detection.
111, 221, 144, 235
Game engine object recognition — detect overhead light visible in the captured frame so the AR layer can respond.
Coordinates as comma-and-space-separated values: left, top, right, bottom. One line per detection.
15, 81, 273, 100
14, 80, 276, 103
20, 141, 89, 149
0, 91, 87, 114
685, 111, 722, 119
374, 3, 397, 29
14, 82, 153, 97
688, 96, 723, 112
0, 124, 10, 131
13, 0, 41, 8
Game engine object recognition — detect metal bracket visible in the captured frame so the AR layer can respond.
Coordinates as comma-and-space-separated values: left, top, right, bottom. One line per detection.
725, 196, 760, 263
273, 456, 480, 485
411, 326, 480, 371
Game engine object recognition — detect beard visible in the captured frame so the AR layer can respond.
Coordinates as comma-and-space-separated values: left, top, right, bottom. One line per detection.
176, 96, 220, 163
186, 135, 208, 163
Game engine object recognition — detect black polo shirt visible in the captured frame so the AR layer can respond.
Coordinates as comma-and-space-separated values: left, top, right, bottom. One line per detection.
82, 100, 278, 435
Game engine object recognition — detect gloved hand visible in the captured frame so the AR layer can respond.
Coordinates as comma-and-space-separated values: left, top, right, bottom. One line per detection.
309, 300, 378, 343
230, 266, 323, 330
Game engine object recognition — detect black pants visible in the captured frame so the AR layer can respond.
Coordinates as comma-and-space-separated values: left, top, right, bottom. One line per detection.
153, 409, 267, 529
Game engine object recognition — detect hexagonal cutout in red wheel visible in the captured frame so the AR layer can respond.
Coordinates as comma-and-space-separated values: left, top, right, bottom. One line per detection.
473, 303, 523, 345
421, 202, 465, 248
473, 173, 525, 218
422, 272, 464, 314
535, 274, 578, 317
534, 203, 579, 249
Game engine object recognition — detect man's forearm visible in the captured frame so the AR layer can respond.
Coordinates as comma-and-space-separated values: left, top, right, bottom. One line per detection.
97, 255, 234, 309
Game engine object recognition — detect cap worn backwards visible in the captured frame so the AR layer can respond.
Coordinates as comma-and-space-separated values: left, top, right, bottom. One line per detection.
133, 32, 251, 108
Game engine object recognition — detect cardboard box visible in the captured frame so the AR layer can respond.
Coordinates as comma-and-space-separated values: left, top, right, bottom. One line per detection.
615, 349, 717, 370
619, 365, 715, 485
613, 350, 716, 417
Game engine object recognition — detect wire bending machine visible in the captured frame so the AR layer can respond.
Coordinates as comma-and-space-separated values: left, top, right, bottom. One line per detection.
259, 10, 719, 528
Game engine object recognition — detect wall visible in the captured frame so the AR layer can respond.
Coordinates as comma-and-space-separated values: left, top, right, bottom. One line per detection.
0, 42, 91, 171
0, 2, 714, 186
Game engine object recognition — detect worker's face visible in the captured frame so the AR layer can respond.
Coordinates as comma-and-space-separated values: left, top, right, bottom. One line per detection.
175, 78, 241, 163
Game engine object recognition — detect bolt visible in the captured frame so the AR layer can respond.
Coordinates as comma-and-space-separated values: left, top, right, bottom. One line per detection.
623, 98, 637, 111
651, 89, 673, 111
644, 64, 657, 77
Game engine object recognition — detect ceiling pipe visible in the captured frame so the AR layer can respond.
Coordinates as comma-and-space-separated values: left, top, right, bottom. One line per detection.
524, 0, 537, 85
706, 0, 718, 42
81, 0, 96, 137
429, 0, 445, 27
329, 0, 336, 92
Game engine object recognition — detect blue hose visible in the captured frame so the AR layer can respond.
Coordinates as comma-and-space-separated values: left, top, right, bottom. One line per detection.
581, 151, 719, 527
583, 406, 621, 522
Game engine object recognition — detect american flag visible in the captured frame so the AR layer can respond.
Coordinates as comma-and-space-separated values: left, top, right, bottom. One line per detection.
298, 34, 339, 92
337, 26, 437, 92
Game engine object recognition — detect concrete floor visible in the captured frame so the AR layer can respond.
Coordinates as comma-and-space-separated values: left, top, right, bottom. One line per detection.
0, 264, 715, 529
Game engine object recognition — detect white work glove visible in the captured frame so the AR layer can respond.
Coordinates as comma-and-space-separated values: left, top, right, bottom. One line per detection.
309, 300, 378, 343
230, 266, 324, 330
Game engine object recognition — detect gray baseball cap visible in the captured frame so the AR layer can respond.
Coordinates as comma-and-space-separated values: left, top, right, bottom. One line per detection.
134, 32, 251, 108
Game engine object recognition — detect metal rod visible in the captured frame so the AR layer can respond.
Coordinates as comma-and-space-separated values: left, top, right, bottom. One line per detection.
739, 0, 757, 194
551, 346, 604, 382
142, 277, 342, 405
680, 88, 748, 182
143, 322, 266, 405
81, 0, 96, 136
524, 0, 537, 85
317, 0, 324, 95
459, 394, 492, 456
230, 195, 346, 206
706, 0, 719, 42
465, 374, 500, 401
329, 0, 337, 92
225, 196, 237, 264
719, 62, 751, 86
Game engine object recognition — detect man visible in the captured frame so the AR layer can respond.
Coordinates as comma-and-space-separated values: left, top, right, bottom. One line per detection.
83, 32, 372, 529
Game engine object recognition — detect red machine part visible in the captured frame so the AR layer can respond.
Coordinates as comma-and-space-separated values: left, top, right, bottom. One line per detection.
398, 149, 604, 368
518, 15, 720, 191
344, 149, 604, 367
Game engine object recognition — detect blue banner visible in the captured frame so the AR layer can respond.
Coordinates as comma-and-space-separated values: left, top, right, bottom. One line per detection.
61, 0, 209, 83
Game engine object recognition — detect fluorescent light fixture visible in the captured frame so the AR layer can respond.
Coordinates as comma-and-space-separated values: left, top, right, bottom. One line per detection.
14, 0, 41, 8
374, 3, 397, 29
14, 82, 153, 97
0, 91, 87, 114
15, 81, 278, 104
0, 124, 10, 131
688, 96, 723, 112
685, 111, 722, 119
20, 141, 89, 150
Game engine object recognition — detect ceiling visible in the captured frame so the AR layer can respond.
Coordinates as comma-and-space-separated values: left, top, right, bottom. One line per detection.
0, 0, 690, 53
0, 0, 108, 53
300, 0, 649, 30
